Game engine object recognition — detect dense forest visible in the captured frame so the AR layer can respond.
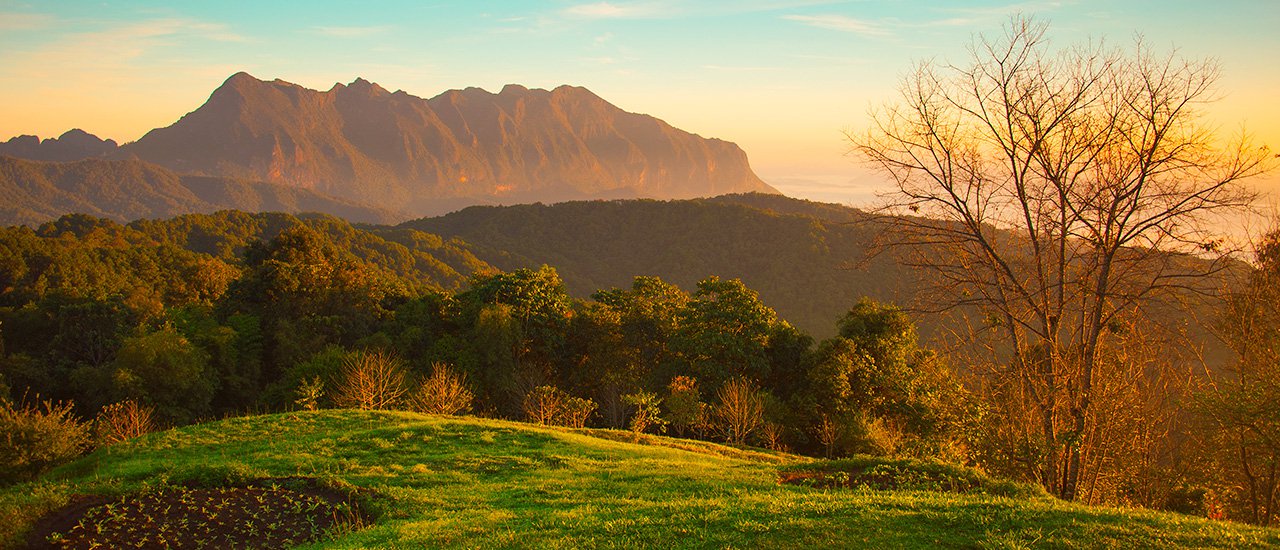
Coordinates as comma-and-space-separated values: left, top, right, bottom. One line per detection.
407, 194, 928, 338
0, 208, 961, 448
2, 202, 1276, 526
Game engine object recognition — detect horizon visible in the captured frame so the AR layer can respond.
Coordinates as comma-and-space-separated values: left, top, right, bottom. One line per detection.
1, 0, 1277, 209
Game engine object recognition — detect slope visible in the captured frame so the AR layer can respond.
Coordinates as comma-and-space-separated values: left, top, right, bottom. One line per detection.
402, 194, 919, 338
3, 410, 1275, 548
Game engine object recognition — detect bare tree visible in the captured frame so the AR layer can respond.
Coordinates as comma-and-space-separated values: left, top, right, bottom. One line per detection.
333, 350, 409, 410
94, 399, 156, 446
410, 363, 474, 416
713, 378, 765, 445
523, 385, 566, 425
854, 16, 1271, 500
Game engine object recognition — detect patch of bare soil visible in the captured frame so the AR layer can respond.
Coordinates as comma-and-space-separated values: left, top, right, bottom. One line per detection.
24, 478, 368, 549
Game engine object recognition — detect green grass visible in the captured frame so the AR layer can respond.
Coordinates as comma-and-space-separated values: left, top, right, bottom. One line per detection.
4, 410, 1279, 548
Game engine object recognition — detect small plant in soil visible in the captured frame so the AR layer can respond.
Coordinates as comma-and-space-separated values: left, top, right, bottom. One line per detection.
26, 478, 367, 549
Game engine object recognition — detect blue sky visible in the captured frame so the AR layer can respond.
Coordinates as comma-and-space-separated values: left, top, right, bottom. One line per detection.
2, 1, 1277, 205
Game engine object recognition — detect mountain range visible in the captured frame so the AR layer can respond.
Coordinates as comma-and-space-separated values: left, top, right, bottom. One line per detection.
0, 72, 776, 223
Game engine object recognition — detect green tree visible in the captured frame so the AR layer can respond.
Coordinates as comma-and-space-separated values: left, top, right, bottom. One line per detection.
673, 276, 779, 388
591, 276, 690, 423
802, 300, 965, 457
109, 327, 215, 425
457, 266, 574, 413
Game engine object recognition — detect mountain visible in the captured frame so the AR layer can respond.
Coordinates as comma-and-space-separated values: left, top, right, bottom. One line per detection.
0, 155, 399, 225
402, 194, 924, 338
116, 72, 777, 216
0, 129, 118, 162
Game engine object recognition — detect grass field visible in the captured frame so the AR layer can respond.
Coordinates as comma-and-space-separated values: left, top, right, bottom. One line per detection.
3, 410, 1278, 548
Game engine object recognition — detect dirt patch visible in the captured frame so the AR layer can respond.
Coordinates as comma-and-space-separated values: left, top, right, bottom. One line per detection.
24, 478, 368, 549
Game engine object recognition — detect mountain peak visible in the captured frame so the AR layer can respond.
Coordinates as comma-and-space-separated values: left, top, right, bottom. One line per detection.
347, 77, 389, 96
0, 129, 118, 162
499, 84, 530, 95
223, 71, 263, 88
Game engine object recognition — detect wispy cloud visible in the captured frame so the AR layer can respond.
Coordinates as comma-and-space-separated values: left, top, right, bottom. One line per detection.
2, 17, 249, 86
186, 21, 248, 42
563, 2, 668, 19
310, 25, 393, 38
783, 2, 1067, 38
783, 14, 889, 37
702, 64, 784, 72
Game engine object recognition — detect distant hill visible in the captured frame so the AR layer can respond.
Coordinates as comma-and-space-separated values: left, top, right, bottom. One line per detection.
402, 194, 922, 337
0, 129, 117, 162
0, 156, 399, 226
0, 210, 496, 313
99, 72, 776, 217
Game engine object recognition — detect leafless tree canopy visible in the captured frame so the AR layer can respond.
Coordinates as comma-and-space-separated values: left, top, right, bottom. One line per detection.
410, 363, 474, 416
333, 350, 409, 411
854, 16, 1272, 500
713, 377, 765, 445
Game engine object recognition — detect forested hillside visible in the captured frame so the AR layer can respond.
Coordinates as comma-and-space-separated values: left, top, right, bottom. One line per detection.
404, 194, 922, 338
0, 156, 399, 226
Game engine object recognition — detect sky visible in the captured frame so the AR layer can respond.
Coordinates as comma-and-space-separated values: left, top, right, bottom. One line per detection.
1, 0, 1277, 209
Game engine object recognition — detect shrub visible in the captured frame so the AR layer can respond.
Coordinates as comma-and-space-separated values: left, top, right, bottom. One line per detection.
622, 391, 666, 434
0, 396, 90, 485
815, 414, 841, 458
94, 399, 156, 446
332, 350, 408, 410
760, 421, 786, 452
410, 363, 473, 416
559, 396, 598, 428
778, 456, 1047, 499
523, 386, 566, 425
664, 376, 702, 437
522, 386, 598, 427
294, 376, 325, 411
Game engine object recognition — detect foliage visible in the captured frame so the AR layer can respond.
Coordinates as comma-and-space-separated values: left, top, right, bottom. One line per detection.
332, 350, 409, 410
0, 396, 90, 485
1199, 229, 1280, 526
109, 327, 215, 425
673, 277, 779, 388
293, 376, 325, 411
664, 375, 703, 437
622, 390, 666, 435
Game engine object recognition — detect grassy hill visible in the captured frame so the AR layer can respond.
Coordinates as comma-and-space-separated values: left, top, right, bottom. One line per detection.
4, 410, 1277, 548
